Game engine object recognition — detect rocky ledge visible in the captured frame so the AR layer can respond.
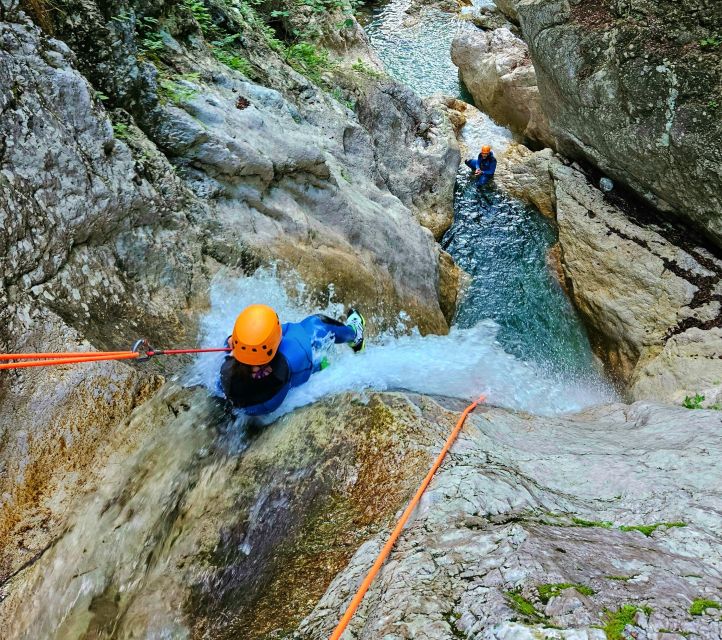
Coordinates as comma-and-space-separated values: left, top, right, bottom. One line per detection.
0, 390, 720, 639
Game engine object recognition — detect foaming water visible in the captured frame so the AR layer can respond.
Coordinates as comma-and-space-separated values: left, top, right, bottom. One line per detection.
188, 271, 616, 421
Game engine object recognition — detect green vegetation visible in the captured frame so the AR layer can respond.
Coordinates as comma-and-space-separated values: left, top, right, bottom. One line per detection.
184, 0, 213, 32
571, 516, 687, 536
537, 583, 595, 604
213, 48, 252, 74
158, 75, 200, 105
619, 522, 686, 537
689, 598, 721, 616
504, 589, 545, 621
572, 517, 613, 528
286, 42, 332, 84
331, 87, 354, 110
682, 393, 705, 409
297, 0, 351, 14
351, 57, 381, 78
606, 575, 635, 582
112, 122, 131, 140
601, 605, 651, 640
699, 35, 722, 48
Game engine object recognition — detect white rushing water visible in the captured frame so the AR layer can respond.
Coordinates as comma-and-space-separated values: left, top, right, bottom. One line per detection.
187, 269, 617, 421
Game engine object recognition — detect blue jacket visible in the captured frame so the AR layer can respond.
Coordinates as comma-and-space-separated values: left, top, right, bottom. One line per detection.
465, 152, 496, 185
220, 315, 357, 416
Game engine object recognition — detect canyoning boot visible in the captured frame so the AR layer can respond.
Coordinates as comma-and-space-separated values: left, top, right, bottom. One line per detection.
346, 309, 365, 353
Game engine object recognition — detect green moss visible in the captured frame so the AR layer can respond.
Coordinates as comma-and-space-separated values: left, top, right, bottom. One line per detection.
606, 575, 635, 582
213, 48, 252, 74
158, 76, 200, 105
619, 522, 686, 536
504, 589, 545, 621
601, 605, 649, 640
537, 583, 595, 604
572, 517, 613, 528
689, 598, 721, 616
570, 516, 686, 536
351, 58, 382, 78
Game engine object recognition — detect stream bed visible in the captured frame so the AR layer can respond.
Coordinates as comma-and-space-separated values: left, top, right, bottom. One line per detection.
361, 0, 602, 381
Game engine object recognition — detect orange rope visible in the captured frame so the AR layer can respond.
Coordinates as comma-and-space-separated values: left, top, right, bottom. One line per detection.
0, 347, 231, 370
0, 353, 140, 370
0, 351, 134, 360
329, 394, 485, 640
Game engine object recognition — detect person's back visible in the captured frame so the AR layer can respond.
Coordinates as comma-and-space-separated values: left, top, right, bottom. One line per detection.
219, 306, 365, 416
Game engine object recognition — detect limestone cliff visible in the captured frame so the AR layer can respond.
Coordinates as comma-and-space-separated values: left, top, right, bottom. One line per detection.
515, 0, 722, 246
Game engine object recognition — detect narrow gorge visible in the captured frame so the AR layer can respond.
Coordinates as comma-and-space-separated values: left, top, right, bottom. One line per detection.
0, 0, 720, 638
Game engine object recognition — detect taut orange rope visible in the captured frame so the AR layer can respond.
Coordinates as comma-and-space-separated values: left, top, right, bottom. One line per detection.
329, 394, 486, 640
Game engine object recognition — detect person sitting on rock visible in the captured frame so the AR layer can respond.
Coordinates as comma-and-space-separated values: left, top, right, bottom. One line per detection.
465, 144, 497, 187
219, 304, 365, 416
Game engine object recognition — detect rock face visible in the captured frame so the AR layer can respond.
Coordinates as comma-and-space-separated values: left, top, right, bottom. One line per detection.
5, 391, 719, 639
451, 27, 554, 148
551, 162, 722, 404
301, 397, 722, 639
0, 1, 461, 583
355, 81, 461, 239
516, 0, 722, 246
493, 142, 722, 405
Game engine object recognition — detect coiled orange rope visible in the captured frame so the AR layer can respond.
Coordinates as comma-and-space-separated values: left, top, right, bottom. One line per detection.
329, 394, 486, 640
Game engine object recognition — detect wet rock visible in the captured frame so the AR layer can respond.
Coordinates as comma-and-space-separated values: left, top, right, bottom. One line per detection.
516, 0, 722, 247
298, 397, 722, 639
488, 144, 722, 403
355, 83, 461, 239
451, 27, 554, 148
551, 161, 722, 402
494, 144, 557, 217
2, 392, 721, 639
0, 4, 459, 584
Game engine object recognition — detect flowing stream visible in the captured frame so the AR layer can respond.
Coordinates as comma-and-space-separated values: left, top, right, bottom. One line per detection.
361, 0, 604, 382
2, 4, 617, 638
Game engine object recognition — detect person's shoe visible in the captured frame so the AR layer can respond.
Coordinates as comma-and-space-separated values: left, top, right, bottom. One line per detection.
345, 309, 365, 353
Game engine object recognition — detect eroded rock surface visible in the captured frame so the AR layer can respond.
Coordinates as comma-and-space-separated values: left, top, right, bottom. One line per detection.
2, 391, 720, 640
451, 27, 554, 148
0, 2, 459, 584
552, 162, 722, 404
300, 397, 722, 639
490, 142, 722, 404
516, 0, 722, 246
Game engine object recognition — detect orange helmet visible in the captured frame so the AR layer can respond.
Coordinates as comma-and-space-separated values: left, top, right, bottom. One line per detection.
481, 145, 491, 155
231, 304, 282, 365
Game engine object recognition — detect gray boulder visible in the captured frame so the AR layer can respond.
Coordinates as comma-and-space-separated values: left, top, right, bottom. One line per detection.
516, 0, 722, 246
451, 27, 555, 148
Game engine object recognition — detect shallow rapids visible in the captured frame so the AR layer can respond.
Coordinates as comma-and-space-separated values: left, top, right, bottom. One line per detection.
188, 270, 615, 419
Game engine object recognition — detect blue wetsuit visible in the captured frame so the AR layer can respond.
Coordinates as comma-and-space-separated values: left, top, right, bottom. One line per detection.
220, 315, 354, 415
465, 152, 497, 186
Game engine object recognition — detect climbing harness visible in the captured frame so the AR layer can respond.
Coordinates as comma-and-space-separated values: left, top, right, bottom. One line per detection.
329, 395, 486, 640
0, 339, 230, 370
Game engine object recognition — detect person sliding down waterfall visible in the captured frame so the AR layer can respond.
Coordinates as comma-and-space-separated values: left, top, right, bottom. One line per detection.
465, 144, 497, 187
219, 305, 365, 415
